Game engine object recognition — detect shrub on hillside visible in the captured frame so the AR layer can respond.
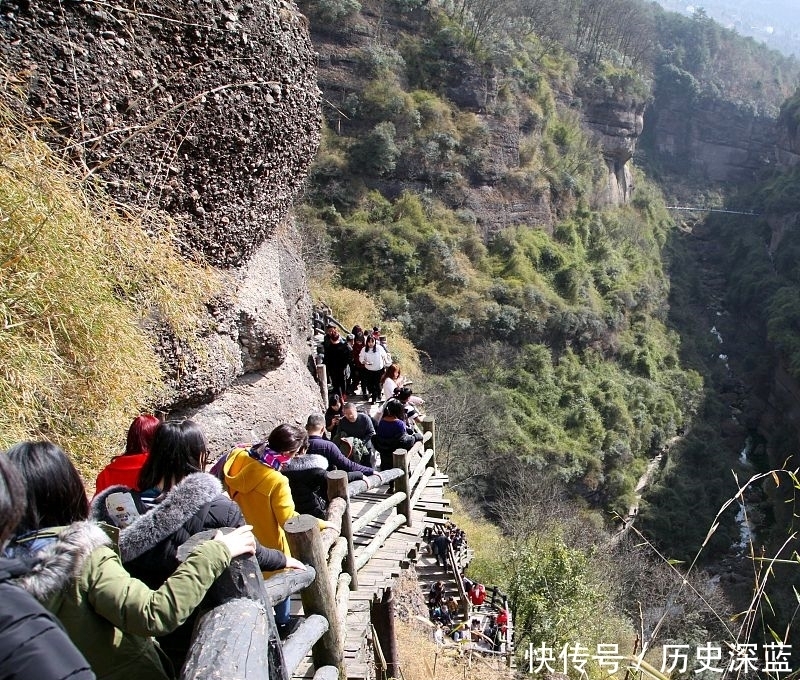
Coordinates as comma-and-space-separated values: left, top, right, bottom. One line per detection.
303, 0, 361, 25
349, 122, 400, 176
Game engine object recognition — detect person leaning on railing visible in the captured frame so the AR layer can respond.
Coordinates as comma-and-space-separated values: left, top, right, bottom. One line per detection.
222, 424, 335, 639
306, 412, 374, 475
91, 420, 298, 671
8, 440, 263, 680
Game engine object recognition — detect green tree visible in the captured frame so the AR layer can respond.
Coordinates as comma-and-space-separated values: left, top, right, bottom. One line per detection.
349, 122, 400, 176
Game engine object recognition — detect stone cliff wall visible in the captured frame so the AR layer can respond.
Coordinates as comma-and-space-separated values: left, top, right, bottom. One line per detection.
0, 0, 325, 437
776, 91, 800, 167
643, 94, 780, 183
0, 0, 320, 267
305, 8, 642, 243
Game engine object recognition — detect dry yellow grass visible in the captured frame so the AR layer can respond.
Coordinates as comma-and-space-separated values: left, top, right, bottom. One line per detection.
0, 98, 217, 478
396, 617, 515, 680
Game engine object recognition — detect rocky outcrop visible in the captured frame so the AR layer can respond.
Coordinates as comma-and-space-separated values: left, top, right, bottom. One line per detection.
0, 0, 321, 268
0, 0, 324, 417
581, 94, 645, 205
776, 92, 800, 166
154, 217, 316, 407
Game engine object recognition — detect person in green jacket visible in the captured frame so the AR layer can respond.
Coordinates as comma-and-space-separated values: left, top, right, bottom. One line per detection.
4, 441, 259, 680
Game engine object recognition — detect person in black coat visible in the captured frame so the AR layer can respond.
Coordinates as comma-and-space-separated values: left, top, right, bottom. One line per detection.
325, 393, 345, 435
322, 324, 352, 400
0, 454, 95, 680
281, 453, 330, 519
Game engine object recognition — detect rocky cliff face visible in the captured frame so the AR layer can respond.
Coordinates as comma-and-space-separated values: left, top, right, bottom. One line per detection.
0, 0, 324, 442
643, 94, 781, 182
575, 82, 646, 205
776, 92, 800, 166
0, 0, 320, 267
755, 102, 800, 479
305, 8, 643, 247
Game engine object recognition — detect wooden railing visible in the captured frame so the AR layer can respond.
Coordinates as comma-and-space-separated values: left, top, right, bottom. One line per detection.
181, 427, 438, 680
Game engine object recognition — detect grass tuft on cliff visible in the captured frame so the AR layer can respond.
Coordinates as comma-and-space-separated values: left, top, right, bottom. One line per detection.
0, 101, 217, 477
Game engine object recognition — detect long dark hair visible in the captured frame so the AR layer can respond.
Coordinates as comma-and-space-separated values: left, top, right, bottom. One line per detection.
5, 441, 89, 533
138, 420, 208, 492
0, 455, 26, 545
364, 335, 378, 353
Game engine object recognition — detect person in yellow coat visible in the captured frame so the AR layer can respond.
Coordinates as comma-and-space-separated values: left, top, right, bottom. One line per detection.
223, 424, 333, 638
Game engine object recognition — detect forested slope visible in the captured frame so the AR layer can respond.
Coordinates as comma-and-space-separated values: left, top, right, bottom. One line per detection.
292, 0, 800, 659
297, 0, 796, 529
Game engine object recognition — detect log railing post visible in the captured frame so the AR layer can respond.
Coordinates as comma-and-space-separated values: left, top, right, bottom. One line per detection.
284, 515, 345, 679
370, 588, 399, 680
420, 416, 436, 469
316, 358, 328, 406
177, 530, 288, 680
327, 470, 358, 591
392, 449, 412, 528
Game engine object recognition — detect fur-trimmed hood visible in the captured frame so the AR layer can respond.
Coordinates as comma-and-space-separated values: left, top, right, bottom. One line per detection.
91, 472, 222, 563
283, 454, 328, 473
10, 522, 110, 603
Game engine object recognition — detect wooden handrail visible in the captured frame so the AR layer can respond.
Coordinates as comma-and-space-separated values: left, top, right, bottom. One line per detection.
354, 513, 407, 570
282, 614, 330, 675
347, 468, 403, 496
448, 542, 470, 618
182, 599, 274, 680
313, 667, 339, 680
351, 492, 406, 533
335, 573, 351, 632
408, 447, 434, 490
327, 537, 348, 592
410, 467, 435, 510
263, 566, 318, 606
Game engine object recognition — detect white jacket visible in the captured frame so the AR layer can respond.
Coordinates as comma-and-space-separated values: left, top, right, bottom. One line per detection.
360, 345, 389, 371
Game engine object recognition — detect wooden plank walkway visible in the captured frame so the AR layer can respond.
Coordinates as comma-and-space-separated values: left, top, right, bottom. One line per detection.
292, 470, 452, 680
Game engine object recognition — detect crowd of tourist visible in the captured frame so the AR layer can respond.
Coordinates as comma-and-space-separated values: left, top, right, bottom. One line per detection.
423, 520, 509, 654
320, 322, 423, 410
0, 315, 443, 678
422, 521, 467, 568
0, 362, 428, 680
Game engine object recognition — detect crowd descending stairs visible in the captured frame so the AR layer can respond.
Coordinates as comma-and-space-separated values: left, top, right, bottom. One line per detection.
292, 458, 455, 679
